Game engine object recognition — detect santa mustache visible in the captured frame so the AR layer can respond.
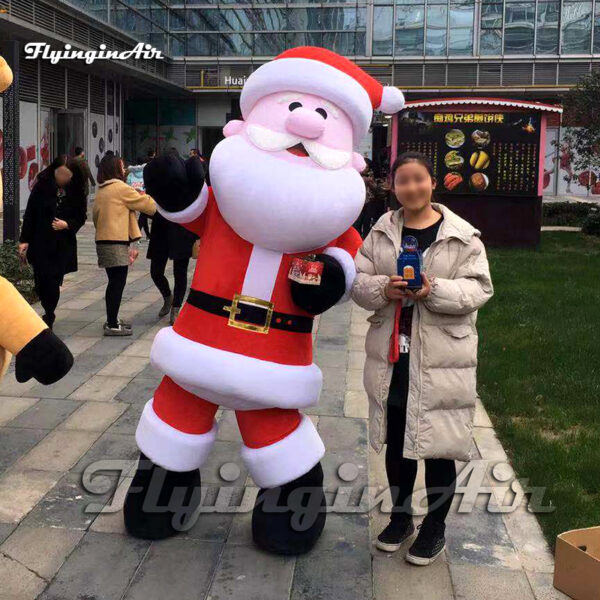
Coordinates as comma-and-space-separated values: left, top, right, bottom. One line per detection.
246, 124, 351, 170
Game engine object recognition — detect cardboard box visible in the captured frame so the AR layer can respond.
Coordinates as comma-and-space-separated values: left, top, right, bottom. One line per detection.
553, 526, 600, 600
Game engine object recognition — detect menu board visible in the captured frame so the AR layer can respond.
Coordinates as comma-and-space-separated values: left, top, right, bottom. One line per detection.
396, 111, 541, 196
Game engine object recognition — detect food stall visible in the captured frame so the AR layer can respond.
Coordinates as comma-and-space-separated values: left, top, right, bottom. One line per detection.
391, 98, 563, 247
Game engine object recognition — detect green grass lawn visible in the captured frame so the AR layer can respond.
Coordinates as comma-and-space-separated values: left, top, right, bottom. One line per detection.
477, 232, 600, 550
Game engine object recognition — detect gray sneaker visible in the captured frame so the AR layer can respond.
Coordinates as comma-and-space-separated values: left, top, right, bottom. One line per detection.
159, 294, 173, 318
104, 323, 133, 336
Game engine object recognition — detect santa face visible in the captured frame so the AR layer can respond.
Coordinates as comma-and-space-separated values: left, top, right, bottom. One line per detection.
209, 91, 366, 253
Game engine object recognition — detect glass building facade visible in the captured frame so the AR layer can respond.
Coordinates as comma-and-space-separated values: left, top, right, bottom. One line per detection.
65, 0, 600, 58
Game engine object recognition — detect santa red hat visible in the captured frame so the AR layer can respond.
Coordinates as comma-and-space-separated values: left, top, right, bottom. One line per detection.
240, 46, 405, 140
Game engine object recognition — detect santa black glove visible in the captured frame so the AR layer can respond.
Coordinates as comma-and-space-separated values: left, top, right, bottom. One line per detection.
143, 153, 205, 213
290, 254, 347, 316
15, 329, 74, 385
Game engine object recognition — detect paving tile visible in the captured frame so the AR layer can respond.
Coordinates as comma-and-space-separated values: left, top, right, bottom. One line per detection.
123, 538, 222, 600
71, 432, 140, 474
7, 399, 79, 430
216, 410, 242, 442
304, 389, 345, 417
1, 525, 84, 580
106, 404, 144, 436
22, 472, 119, 530
68, 375, 131, 402
69, 351, 114, 376
89, 477, 132, 535
27, 373, 90, 400
115, 377, 159, 404
98, 356, 149, 378
292, 544, 371, 600
0, 553, 47, 599
0, 522, 16, 543
373, 552, 454, 600
0, 373, 37, 398
525, 570, 571, 600
317, 415, 368, 449
201, 441, 246, 485
209, 543, 295, 600
39, 531, 150, 600
61, 401, 128, 432
344, 389, 369, 418
16, 429, 101, 472
0, 427, 49, 471
0, 397, 39, 426
449, 563, 535, 600
121, 339, 154, 357
0, 469, 62, 523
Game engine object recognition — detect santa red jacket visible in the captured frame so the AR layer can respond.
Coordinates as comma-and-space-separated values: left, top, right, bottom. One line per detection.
150, 185, 362, 411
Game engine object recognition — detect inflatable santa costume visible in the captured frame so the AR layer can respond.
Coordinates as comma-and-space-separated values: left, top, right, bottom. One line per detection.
124, 46, 404, 554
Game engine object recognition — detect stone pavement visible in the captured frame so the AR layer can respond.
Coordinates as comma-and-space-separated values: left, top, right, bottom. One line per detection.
0, 222, 567, 600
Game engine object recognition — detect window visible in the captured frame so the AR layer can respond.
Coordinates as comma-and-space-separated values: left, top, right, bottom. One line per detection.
536, 1, 559, 54
395, 3, 425, 55
561, 1, 592, 54
449, 1, 474, 55
595, 2, 600, 53
426, 3, 447, 56
373, 5, 393, 55
504, 1, 535, 54
480, 1, 502, 55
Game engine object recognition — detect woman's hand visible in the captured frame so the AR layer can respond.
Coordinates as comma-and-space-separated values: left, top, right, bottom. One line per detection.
384, 276, 409, 301
404, 273, 432, 301
52, 218, 68, 231
18, 243, 29, 258
128, 247, 139, 265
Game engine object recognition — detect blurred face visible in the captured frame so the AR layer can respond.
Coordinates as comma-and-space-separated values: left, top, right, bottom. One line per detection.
393, 160, 436, 211
55, 165, 73, 188
118, 159, 125, 179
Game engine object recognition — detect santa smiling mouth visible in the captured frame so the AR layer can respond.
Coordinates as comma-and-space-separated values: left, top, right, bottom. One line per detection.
286, 143, 309, 157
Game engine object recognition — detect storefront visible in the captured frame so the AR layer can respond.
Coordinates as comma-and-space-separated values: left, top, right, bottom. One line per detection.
391, 98, 564, 246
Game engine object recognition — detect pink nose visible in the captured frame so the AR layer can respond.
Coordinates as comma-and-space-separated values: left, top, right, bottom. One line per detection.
285, 107, 326, 139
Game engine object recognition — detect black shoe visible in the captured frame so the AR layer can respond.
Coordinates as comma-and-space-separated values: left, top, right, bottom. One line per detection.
252, 462, 326, 556
405, 518, 446, 566
376, 515, 415, 552
42, 313, 55, 330
123, 452, 202, 540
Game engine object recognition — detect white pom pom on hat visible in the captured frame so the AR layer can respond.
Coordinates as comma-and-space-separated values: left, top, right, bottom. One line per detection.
240, 46, 405, 140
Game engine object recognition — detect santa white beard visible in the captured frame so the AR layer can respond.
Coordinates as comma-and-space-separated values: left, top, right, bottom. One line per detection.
209, 133, 365, 253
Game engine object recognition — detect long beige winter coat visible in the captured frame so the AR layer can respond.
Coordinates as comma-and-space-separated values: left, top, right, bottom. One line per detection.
351, 203, 494, 461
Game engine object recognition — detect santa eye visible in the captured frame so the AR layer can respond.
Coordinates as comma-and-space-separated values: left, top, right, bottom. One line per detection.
315, 108, 328, 119
288, 102, 302, 111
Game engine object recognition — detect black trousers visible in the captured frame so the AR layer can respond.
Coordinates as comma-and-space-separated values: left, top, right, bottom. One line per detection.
33, 268, 62, 324
105, 266, 128, 328
385, 364, 457, 524
150, 255, 190, 308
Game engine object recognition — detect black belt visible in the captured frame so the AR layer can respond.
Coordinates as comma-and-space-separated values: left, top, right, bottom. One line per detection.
186, 289, 313, 334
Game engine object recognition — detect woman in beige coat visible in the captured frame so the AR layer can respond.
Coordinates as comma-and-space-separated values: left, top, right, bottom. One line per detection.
351, 152, 493, 566
93, 154, 156, 336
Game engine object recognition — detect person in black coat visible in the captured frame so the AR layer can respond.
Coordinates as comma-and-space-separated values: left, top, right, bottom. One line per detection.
19, 155, 87, 329
147, 210, 198, 324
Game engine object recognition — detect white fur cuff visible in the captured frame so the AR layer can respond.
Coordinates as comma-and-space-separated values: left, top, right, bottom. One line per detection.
241, 415, 325, 488
156, 184, 209, 224
135, 399, 217, 472
323, 246, 357, 303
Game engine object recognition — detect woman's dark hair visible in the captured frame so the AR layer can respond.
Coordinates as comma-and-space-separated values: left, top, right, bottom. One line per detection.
66, 158, 86, 197
390, 151, 435, 182
36, 154, 69, 185
97, 154, 124, 184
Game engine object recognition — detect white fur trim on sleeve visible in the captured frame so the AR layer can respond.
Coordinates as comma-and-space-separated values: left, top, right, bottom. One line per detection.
135, 399, 217, 471
323, 246, 357, 303
156, 183, 208, 224
241, 415, 325, 488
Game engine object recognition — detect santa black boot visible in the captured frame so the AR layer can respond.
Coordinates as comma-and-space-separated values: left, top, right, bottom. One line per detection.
123, 452, 202, 540
252, 461, 326, 555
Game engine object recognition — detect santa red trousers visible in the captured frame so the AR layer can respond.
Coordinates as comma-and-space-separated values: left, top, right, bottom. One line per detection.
135, 376, 325, 489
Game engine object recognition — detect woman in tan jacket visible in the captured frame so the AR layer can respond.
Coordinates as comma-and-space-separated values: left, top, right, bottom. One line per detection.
351, 152, 493, 566
93, 154, 156, 335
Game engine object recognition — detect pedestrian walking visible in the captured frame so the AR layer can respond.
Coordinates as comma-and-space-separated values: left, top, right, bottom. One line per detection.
18, 155, 87, 330
351, 151, 494, 566
93, 154, 156, 336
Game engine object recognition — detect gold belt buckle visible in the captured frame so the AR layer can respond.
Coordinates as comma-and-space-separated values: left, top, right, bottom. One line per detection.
223, 293, 274, 334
